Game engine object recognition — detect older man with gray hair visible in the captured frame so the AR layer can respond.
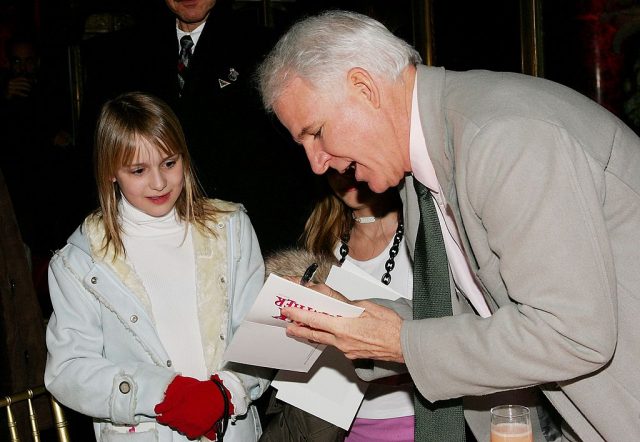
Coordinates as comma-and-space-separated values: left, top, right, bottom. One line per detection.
257, 10, 640, 442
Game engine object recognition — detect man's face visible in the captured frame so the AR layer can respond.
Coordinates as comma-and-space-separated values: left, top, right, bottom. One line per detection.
165, 0, 216, 31
273, 75, 407, 194
9, 42, 38, 78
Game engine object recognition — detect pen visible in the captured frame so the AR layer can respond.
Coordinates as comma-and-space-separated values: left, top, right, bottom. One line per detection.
300, 263, 318, 286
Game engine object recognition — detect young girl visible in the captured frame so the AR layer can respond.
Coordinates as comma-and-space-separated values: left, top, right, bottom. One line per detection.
44, 92, 269, 442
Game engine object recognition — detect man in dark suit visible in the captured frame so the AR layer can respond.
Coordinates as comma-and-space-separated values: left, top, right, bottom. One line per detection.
83, 0, 313, 253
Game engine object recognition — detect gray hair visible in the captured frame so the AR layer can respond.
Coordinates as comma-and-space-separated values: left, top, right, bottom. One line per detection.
257, 10, 422, 111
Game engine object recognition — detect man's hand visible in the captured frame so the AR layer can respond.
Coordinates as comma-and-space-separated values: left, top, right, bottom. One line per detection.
282, 300, 405, 363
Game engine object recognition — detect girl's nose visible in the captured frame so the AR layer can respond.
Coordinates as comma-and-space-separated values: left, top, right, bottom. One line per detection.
150, 170, 167, 191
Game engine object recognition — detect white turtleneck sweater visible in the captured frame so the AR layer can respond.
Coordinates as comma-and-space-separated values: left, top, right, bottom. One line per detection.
120, 197, 207, 380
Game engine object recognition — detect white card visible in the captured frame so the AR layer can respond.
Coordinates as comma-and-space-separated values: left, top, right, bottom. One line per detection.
223, 274, 364, 372
326, 262, 407, 301
272, 347, 368, 430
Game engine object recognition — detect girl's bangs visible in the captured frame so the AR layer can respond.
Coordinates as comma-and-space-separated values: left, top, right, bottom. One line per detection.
114, 133, 178, 168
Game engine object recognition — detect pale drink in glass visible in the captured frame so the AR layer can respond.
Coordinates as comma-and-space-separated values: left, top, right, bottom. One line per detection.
490, 405, 533, 442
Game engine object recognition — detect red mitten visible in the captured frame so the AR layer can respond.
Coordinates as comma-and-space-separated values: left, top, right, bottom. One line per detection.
203, 375, 235, 441
154, 375, 201, 415
154, 374, 234, 439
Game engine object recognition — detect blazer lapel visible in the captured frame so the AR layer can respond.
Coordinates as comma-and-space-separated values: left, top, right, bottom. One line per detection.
416, 65, 479, 271
415, 66, 494, 312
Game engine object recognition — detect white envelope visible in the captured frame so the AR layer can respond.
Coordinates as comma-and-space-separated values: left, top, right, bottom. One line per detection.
223, 274, 364, 372
272, 347, 368, 430
326, 261, 408, 301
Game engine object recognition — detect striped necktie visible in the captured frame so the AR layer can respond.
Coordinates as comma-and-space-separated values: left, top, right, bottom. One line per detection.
177, 35, 194, 96
413, 179, 466, 441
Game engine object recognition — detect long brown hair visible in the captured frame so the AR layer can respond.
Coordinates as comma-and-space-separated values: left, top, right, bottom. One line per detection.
302, 190, 352, 256
92, 92, 224, 258
302, 175, 402, 256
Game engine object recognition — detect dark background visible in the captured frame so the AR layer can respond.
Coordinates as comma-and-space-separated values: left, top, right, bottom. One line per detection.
2, 0, 640, 439
4, 0, 639, 142
4, 0, 640, 252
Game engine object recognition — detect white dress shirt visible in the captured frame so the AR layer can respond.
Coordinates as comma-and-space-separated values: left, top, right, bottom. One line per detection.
175, 21, 205, 52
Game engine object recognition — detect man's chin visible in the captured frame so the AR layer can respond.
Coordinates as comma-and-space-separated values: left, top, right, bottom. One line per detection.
367, 176, 403, 194
366, 180, 391, 194
175, 4, 212, 24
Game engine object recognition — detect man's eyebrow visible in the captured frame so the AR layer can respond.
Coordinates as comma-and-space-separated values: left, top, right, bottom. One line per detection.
295, 124, 315, 143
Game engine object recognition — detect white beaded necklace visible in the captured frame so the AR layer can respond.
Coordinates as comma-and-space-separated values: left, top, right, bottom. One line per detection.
352, 213, 377, 224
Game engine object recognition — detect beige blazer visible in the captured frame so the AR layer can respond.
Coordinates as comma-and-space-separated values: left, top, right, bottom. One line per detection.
398, 65, 640, 442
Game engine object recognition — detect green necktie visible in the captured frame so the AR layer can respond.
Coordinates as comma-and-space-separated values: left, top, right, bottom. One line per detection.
413, 180, 466, 441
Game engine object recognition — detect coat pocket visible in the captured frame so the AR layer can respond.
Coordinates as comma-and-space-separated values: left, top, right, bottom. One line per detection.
100, 427, 158, 442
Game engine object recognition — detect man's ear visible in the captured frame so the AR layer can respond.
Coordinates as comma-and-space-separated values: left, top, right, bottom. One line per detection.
347, 67, 380, 108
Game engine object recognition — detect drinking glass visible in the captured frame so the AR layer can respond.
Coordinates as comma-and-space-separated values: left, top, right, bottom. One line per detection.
490, 405, 533, 442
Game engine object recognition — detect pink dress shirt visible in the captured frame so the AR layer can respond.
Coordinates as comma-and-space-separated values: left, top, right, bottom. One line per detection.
408, 79, 491, 318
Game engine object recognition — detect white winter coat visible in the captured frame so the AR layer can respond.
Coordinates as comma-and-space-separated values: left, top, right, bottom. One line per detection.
45, 200, 270, 442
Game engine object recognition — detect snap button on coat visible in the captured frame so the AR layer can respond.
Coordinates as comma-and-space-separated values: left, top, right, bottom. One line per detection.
119, 381, 131, 394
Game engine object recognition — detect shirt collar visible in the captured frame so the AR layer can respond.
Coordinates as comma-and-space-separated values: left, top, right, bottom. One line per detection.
409, 74, 441, 194
119, 195, 184, 237
176, 21, 206, 48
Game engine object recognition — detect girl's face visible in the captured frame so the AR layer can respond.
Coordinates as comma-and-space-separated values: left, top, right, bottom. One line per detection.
113, 138, 184, 217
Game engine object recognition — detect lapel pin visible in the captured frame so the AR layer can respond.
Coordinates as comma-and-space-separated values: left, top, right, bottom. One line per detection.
228, 68, 239, 81
218, 79, 231, 88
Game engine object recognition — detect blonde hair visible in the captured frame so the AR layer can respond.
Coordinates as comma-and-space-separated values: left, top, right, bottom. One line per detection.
92, 92, 225, 258
302, 192, 352, 256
